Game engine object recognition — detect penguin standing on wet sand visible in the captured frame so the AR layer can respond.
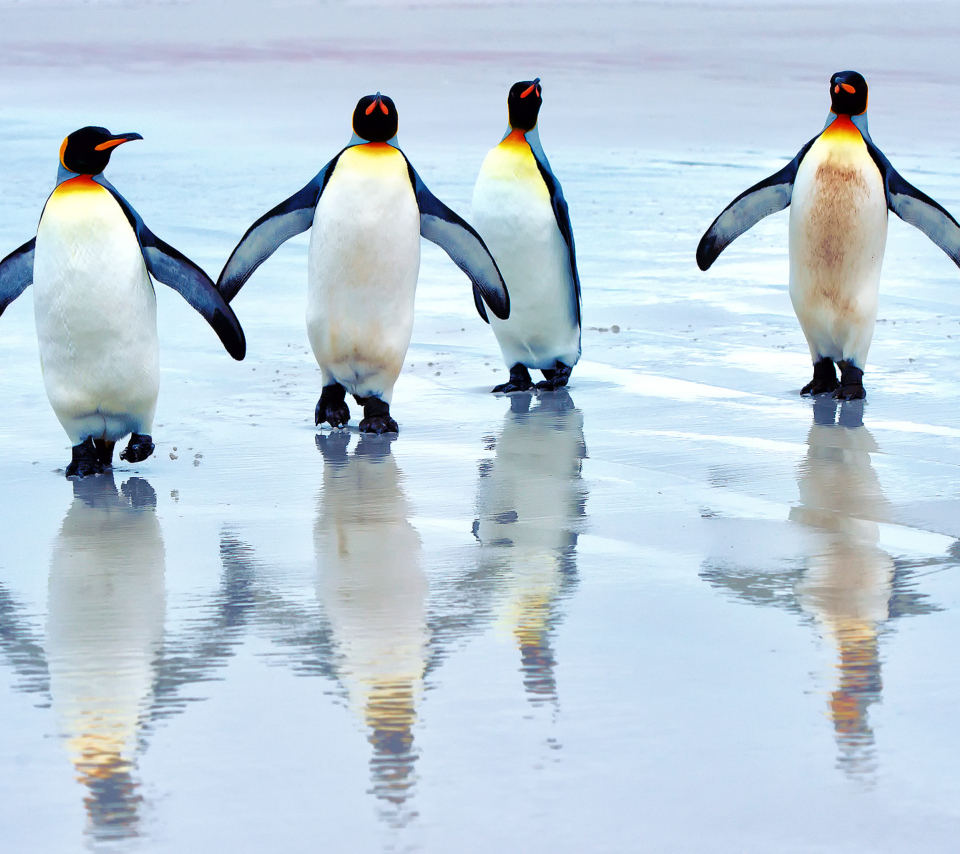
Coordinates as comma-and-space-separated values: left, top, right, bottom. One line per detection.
697, 70, 960, 399
0, 126, 245, 478
472, 78, 581, 393
217, 93, 510, 435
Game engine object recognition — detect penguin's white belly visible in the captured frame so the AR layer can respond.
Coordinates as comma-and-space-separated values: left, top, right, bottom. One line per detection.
306, 145, 420, 402
33, 179, 159, 444
789, 130, 887, 367
472, 141, 579, 370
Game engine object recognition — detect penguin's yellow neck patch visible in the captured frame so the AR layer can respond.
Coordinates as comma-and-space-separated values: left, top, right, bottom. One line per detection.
821, 114, 864, 144
481, 129, 546, 197
52, 175, 106, 197
499, 129, 531, 151
356, 141, 397, 157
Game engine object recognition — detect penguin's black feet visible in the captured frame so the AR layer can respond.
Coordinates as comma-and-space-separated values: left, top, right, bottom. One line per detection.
358, 397, 399, 434
120, 433, 155, 463
315, 383, 350, 428
66, 437, 105, 479
801, 358, 840, 396
536, 361, 573, 391
492, 363, 535, 394
834, 363, 866, 400
94, 439, 115, 467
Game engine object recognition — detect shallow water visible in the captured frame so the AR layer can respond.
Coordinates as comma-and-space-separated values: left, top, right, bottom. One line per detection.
3, 2, 960, 852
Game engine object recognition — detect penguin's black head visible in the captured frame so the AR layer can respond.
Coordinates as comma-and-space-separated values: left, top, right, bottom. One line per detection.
59, 126, 143, 175
829, 71, 868, 116
507, 79, 542, 131
352, 93, 399, 143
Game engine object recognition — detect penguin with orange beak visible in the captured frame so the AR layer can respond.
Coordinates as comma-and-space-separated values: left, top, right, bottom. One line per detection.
0, 126, 245, 477
218, 93, 509, 434
698, 71, 960, 399
471, 79, 582, 394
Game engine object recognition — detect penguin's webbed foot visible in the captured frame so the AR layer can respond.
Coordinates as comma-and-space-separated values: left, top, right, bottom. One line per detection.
316, 383, 350, 428
801, 358, 840, 396
120, 433, 155, 463
66, 438, 105, 479
833, 363, 865, 400
535, 362, 573, 391
358, 397, 399, 435
492, 363, 535, 394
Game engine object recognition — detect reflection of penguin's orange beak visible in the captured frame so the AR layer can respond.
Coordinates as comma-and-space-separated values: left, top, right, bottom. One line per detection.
94, 132, 143, 152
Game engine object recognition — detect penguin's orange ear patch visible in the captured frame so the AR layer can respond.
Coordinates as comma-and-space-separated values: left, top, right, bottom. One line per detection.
59, 137, 69, 168
365, 100, 377, 116
379, 100, 389, 115
520, 82, 538, 98
834, 84, 840, 93
841, 83, 856, 94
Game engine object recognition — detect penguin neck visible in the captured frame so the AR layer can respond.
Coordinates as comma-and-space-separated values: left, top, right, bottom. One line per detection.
56, 164, 103, 187
500, 128, 531, 149
347, 133, 400, 149
821, 113, 866, 145
822, 111, 871, 143
53, 174, 103, 196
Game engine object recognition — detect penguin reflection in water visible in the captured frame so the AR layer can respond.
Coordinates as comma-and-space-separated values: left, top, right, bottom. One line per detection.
47, 473, 164, 838
315, 431, 427, 814
792, 400, 892, 774
472, 79, 582, 393
698, 71, 960, 399
473, 391, 586, 705
218, 93, 510, 434
0, 127, 246, 477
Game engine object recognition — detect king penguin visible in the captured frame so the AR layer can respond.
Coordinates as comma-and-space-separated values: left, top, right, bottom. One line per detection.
697, 70, 960, 400
0, 126, 245, 478
217, 93, 509, 435
471, 79, 581, 393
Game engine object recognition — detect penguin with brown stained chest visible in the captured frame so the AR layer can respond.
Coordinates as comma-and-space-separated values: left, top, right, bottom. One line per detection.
698, 71, 960, 400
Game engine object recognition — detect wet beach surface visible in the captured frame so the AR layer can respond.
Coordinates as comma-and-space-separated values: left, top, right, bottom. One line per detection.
1, 2, 960, 851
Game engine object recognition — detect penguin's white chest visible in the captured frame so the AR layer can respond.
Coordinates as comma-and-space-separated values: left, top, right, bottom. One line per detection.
306, 144, 420, 399
471, 132, 579, 369
788, 121, 887, 365
33, 178, 159, 443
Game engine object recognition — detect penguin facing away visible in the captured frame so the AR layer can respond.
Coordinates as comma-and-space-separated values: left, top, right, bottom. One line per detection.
697, 70, 960, 400
0, 126, 245, 478
217, 93, 510, 435
471, 79, 582, 393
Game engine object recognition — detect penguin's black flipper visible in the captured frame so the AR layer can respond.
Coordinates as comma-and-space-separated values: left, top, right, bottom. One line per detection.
526, 130, 581, 327
0, 238, 35, 319
406, 162, 510, 322
865, 140, 960, 268
696, 138, 818, 271
96, 179, 246, 360
141, 230, 247, 361
216, 156, 341, 303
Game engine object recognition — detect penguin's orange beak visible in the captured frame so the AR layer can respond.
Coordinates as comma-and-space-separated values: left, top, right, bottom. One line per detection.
365, 93, 389, 116
520, 78, 541, 99
94, 132, 143, 152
